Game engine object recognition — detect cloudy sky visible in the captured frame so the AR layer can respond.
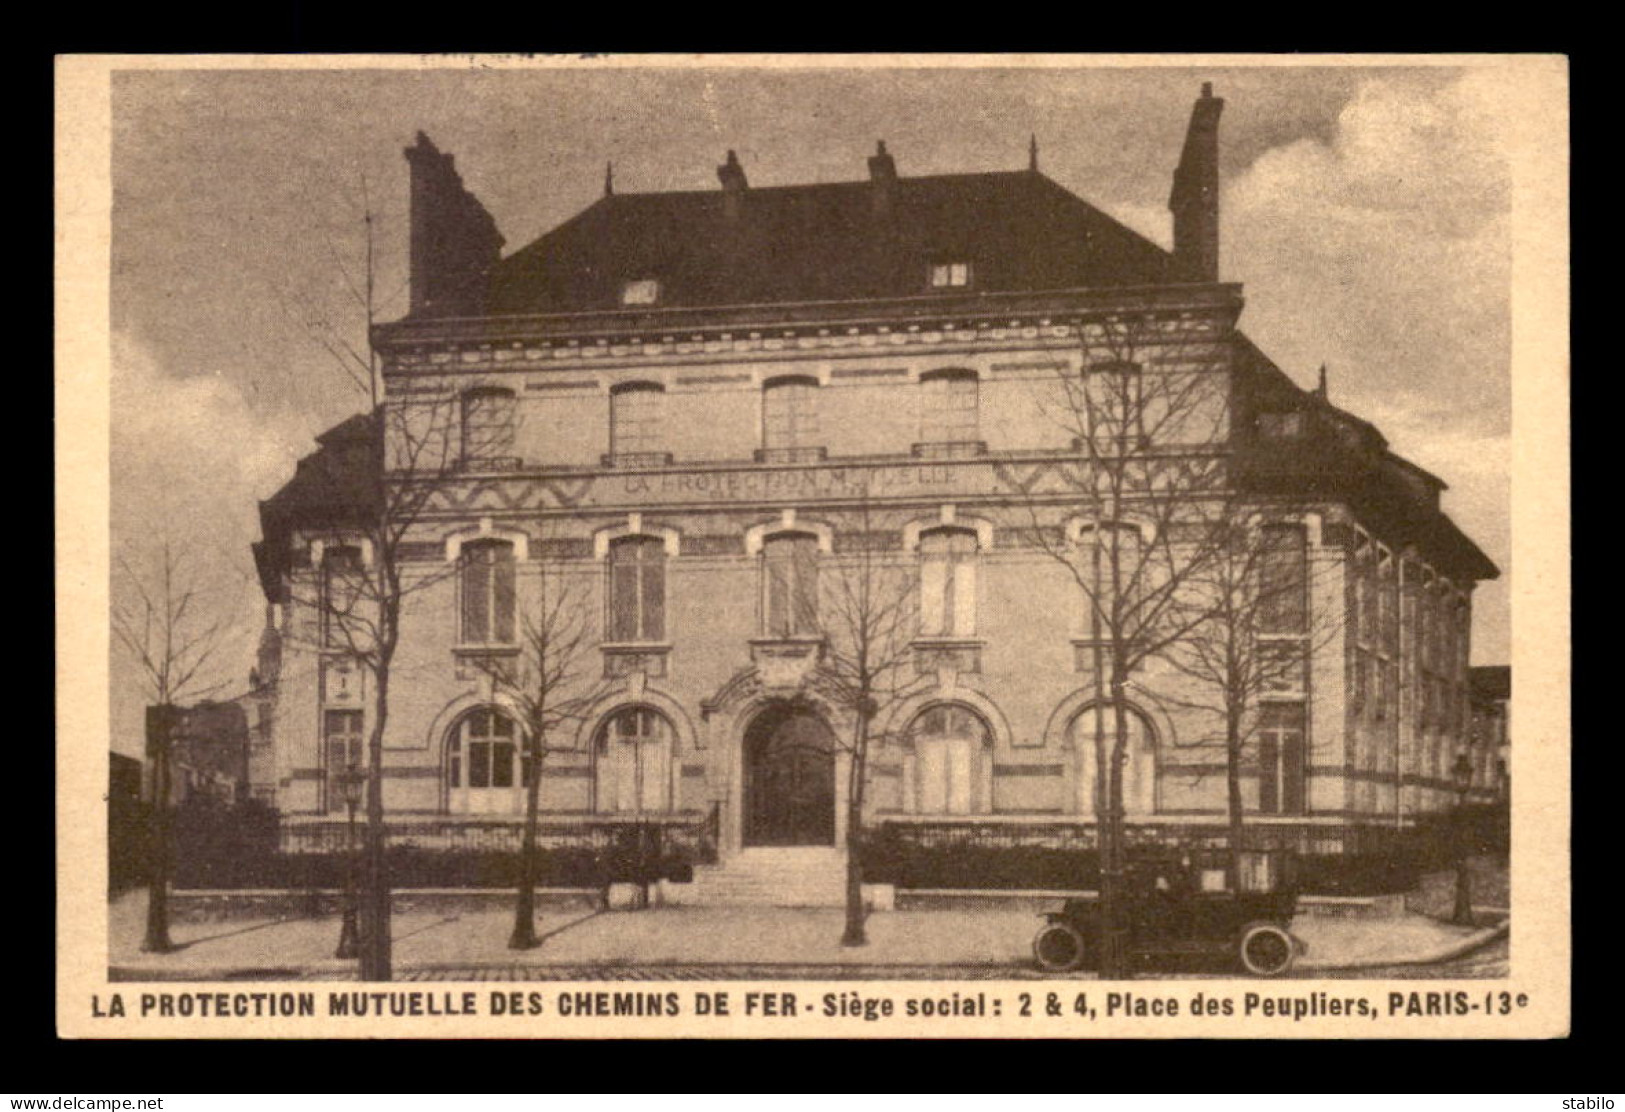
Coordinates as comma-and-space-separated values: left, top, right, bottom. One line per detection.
107, 60, 1514, 757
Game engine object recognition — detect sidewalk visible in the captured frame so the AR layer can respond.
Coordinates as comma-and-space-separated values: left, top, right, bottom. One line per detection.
108, 891, 1506, 980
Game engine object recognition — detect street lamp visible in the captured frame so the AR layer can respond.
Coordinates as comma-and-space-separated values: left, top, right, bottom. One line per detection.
335, 763, 365, 959
1450, 752, 1475, 926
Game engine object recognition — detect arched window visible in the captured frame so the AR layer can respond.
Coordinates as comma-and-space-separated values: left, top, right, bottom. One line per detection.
459, 539, 515, 645
919, 527, 979, 638
608, 536, 666, 642
446, 707, 524, 815
910, 703, 991, 815
762, 376, 821, 460
609, 382, 666, 465
919, 369, 980, 453
594, 707, 674, 813
1068, 702, 1156, 818
762, 532, 819, 637
461, 387, 517, 467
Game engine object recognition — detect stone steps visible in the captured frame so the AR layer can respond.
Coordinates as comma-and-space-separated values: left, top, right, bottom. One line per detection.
680, 847, 848, 907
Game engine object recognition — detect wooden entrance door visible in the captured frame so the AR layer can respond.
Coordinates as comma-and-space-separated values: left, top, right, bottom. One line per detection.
743, 705, 835, 846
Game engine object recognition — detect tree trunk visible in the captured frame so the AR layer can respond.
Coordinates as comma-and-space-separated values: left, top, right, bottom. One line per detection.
1099, 688, 1131, 979
841, 714, 869, 947
511, 745, 545, 949
142, 707, 175, 954
361, 666, 392, 982
1226, 704, 1245, 892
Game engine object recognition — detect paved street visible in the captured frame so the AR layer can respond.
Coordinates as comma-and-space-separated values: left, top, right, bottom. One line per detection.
110, 891, 1507, 982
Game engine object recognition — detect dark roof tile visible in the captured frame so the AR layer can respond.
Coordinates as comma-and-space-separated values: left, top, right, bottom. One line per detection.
483, 170, 1172, 316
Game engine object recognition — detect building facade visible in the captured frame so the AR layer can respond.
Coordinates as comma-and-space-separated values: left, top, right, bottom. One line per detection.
250, 87, 1499, 898
1469, 665, 1511, 804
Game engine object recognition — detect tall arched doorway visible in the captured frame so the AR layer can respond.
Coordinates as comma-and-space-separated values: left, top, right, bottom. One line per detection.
743, 704, 836, 846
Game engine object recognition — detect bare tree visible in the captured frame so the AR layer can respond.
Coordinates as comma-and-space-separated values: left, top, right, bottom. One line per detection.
817, 503, 929, 947
1161, 512, 1343, 888
277, 184, 462, 981
1027, 311, 1234, 978
112, 542, 233, 953
465, 564, 604, 949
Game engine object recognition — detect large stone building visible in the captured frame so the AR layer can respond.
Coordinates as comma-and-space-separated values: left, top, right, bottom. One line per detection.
250, 86, 1500, 901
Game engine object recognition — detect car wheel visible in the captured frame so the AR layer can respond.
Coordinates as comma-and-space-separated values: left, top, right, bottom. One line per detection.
1033, 922, 1089, 972
1237, 921, 1296, 977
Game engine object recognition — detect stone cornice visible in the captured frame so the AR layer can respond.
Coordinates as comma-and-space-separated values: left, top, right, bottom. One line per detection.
372, 282, 1244, 356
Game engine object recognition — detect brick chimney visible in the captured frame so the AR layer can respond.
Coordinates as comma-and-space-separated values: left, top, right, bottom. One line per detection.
1168, 83, 1224, 283
403, 132, 505, 317
868, 140, 897, 217
718, 150, 748, 221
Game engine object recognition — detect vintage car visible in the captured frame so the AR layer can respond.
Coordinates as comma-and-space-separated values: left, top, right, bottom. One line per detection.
1031, 849, 1306, 977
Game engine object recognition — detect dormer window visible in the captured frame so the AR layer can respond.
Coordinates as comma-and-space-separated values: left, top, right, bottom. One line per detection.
1258, 411, 1305, 440
929, 262, 971, 289
621, 278, 661, 306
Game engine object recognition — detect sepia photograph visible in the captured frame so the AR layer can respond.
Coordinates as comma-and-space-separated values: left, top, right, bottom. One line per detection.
56, 53, 1568, 1038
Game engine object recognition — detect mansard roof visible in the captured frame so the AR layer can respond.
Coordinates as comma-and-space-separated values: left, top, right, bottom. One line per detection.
483, 169, 1175, 316
252, 411, 378, 602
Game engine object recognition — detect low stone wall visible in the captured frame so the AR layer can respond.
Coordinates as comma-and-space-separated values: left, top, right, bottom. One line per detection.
168, 888, 600, 923
895, 889, 1407, 917
1299, 893, 1407, 919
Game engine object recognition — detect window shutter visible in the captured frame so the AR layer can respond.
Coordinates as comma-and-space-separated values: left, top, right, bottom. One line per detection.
1258, 734, 1279, 814
792, 537, 819, 634
611, 556, 639, 642
493, 549, 515, 643
918, 741, 947, 814
952, 549, 977, 637
1283, 733, 1305, 814
765, 546, 790, 637
641, 541, 665, 640
462, 554, 489, 643
920, 551, 947, 636
946, 737, 973, 814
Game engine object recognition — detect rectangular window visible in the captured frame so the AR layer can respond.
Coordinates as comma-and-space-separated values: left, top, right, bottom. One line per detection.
1357, 546, 1377, 648
763, 378, 820, 452
919, 529, 978, 638
1079, 522, 1143, 634
1084, 361, 1146, 451
929, 261, 970, 288
609, 537, 667, 642
763, 534, 819, 637
1257, 703, 1306, 815
460, 541, 516, 645
1257, 524, 1308, 634
321, 546, 365, 650
920, 371, 979, 447
610, 384, 665, 462
461, 389, 516, 465
1379, 557, 1399, 657
1257, 411, 1305, 439
324, 709, 364, 812
1258, 640, 1307, 696
620, 278, 660, 306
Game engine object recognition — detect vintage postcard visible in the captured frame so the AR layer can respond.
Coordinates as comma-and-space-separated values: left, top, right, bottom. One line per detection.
56, 53, 1569, 1039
